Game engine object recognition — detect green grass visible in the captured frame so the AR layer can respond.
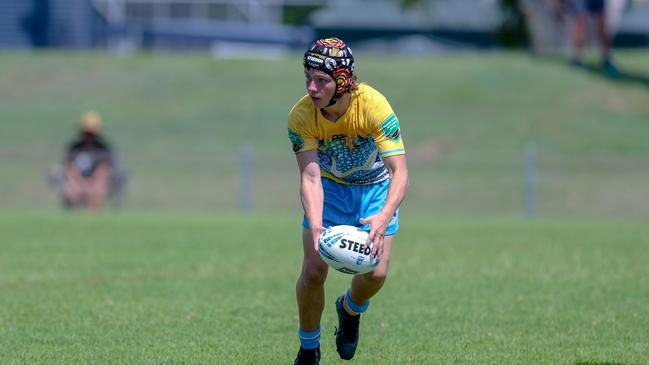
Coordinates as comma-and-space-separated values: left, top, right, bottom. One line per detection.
1, 51, 648, 216
1, 51, 648, 364
1, 213, 648, 364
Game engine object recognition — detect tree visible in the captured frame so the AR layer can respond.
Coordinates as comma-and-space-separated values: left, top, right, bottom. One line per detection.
398, 0, 529, 47
498, 0, 529, 47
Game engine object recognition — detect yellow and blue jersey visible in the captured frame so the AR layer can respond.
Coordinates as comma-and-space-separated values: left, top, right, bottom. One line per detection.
288, 84, 405, 185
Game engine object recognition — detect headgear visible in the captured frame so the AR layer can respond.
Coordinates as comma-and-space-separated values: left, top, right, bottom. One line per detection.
303, 37, 354, 106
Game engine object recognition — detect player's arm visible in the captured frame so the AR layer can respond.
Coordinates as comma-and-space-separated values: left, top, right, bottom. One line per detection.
296, 149, 325, 251
381, 154, 409, 222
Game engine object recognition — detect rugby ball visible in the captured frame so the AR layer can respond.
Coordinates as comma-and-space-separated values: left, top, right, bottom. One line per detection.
318, 225, 380, 275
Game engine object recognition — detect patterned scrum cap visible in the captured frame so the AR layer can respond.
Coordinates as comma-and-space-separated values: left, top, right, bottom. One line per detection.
303, 37, 355, 102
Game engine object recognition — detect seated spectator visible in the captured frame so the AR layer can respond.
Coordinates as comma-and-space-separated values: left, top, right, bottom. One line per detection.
47, 111, 127, 210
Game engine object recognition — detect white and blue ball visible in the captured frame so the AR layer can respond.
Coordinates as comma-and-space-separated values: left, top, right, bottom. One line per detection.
318, 225, 380, 275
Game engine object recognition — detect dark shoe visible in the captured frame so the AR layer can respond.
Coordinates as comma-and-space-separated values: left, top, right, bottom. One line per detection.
335, 295, 360, 360
294, 346, 320, 365
603, 59, 620, 79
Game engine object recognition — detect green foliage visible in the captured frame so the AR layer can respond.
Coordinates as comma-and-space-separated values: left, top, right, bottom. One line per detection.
1, 213, 648, 364
399, 0, 423, 8
282, 5, 321, 25
398, 0, 529, 47
498, 0, 529, 47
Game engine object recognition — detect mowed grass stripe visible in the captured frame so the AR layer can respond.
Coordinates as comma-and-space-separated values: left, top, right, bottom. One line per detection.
1, 213, 648, 364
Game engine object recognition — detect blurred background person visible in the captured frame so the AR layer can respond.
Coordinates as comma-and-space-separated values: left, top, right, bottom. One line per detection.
47, 111, 127, 210
565, 0, 620, 76
20, 0, 50, 48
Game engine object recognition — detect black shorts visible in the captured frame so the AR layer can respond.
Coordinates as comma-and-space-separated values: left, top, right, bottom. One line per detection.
567, 0, 605, 14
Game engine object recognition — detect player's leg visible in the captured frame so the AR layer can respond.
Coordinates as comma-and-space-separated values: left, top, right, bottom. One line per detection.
349, 178, 399, 305
335, 179, 398, 360
334, 234, 394, 360
349, 234, 394, 305
297, 227, 328, 331
296, 177, 355, 364
295, 227, 328, 364
336, 235, 394, 360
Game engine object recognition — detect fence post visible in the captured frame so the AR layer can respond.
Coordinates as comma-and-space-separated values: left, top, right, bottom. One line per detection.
524, 142, 537, 218
240, 143, 254, 212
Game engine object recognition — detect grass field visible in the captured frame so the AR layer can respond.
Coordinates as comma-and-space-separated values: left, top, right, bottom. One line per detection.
1, 50, 648, 363
1, 213, 648, 364
1, 51, 648, 216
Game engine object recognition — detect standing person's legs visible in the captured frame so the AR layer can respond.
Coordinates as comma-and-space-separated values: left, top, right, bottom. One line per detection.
572, 17, 588, 63
566, 0, 588, 64
588, 0, 612, 59
588, 0, 619, 75
593, 12, 610, 57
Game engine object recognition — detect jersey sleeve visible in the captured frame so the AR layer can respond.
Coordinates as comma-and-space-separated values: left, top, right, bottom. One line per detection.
288, 106, 318, 154
368, 93, 405, 158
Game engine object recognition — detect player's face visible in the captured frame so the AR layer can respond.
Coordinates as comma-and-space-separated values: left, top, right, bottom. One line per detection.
305, 68, 335, 108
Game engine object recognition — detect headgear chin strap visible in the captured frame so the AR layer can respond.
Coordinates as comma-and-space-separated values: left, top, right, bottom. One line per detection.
303, 37, 355, 106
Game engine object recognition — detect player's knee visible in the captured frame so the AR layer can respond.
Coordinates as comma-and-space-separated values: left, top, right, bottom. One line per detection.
365, 268, 388, 284
301, 262, 328, 286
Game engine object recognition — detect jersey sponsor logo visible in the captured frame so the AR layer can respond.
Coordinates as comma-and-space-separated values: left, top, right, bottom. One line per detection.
289, 129, 304, 152
380, 114, 401, 142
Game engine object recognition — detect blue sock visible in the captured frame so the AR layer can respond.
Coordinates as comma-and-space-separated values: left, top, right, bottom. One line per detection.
344, 288, 369, 315
298, 326, 320, 349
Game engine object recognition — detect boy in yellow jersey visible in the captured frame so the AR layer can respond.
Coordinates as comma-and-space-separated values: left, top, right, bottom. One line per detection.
289, 37, 409, 365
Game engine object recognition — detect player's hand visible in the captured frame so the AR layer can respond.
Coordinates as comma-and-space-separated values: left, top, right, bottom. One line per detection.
359, 213, 390, 259
311, 226, 326, 252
